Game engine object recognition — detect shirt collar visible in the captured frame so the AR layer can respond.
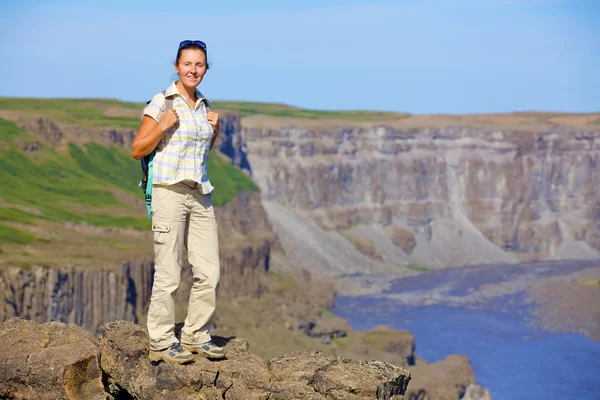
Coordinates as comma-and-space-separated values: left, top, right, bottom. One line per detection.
165, 80, 207, 104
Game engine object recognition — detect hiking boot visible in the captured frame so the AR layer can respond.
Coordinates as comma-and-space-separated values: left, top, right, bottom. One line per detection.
148, 343, 195, 364
181, 340, 226, 359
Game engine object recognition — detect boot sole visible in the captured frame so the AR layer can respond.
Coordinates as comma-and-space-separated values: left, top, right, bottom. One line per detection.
148, 351, 195, 364
181, 343, 226, 359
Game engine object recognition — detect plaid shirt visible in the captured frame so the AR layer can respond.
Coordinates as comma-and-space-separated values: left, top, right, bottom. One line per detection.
143, 81, 214, 194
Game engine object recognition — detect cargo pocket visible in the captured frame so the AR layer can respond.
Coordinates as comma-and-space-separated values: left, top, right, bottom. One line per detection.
152, 224, 170, 246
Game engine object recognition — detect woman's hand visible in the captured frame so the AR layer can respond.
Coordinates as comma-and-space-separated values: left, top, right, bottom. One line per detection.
132, 109, 178, 160
158, 109, 179, 131
208, 111, 220, 151
207, 111, 220, 134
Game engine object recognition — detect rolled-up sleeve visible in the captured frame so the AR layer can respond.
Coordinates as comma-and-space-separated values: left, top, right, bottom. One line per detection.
143, 92, 165, 122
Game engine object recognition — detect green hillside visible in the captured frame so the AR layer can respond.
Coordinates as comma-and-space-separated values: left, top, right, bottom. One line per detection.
0, 97, 410, 128
0, 104, 258, 268
0, 118, 257, 225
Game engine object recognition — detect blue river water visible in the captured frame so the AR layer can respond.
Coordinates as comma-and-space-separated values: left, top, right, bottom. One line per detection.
332, 284, 600, 399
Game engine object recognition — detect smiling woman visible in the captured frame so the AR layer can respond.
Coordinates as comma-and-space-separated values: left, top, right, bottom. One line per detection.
130, 40, 226, 365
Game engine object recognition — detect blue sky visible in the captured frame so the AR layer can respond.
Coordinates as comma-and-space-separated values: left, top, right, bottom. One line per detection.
0, 0, 598, 114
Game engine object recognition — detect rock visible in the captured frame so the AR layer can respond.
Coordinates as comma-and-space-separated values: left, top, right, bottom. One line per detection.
461, 383, 493, 400
214, 110, 252, 174
309, 358, 409, 399
405, 354, 477, 400
0, 317, 109, 400
356, 325, 416, 367
95, 320, 411, 399
387, 227, 417, 255
269, 351, 409, 400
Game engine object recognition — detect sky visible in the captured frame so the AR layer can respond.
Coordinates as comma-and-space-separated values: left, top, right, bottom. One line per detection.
0, 0, 598, 114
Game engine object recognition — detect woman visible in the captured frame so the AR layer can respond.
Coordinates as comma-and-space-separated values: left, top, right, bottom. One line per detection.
131, 40, 224, 364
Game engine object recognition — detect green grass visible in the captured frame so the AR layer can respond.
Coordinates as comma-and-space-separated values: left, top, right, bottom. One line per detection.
322, 309, 335, 319
331, 335, 350, 349
0, 223, 36, 244
68, 142, 143, 195
0, 207, 47, 224
578, 278, 600, 287
1, 143, 124, 222
0, 117, 258, 231
267, 270, 298, 294
209, 151, 259, 206
0, 98, 143, 129
400, 264, 429, 272
211, 100, 411, 120
0, 118, 32, 141
81, 214, 151, 230
0, 97, 410, 129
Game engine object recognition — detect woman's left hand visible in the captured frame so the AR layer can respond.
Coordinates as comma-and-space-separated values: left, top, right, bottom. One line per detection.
207, 111, 220, 134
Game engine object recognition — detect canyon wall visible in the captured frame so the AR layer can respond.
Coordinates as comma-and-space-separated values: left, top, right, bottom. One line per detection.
238, 120, 600, 273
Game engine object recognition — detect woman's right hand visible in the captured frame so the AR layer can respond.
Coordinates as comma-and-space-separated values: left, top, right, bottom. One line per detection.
159, 109, 179, 131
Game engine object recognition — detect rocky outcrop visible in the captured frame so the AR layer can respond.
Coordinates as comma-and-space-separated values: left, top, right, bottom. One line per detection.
242, 122, 600, 270
0, 317, 411, 400
460, 384, 493, 400
0, 318, 108, 400
100, 320, 410, 400
405, 354, 478, 400
215, 111, 252, 175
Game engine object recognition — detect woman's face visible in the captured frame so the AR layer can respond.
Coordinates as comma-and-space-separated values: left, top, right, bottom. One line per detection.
175, 49, 207, 88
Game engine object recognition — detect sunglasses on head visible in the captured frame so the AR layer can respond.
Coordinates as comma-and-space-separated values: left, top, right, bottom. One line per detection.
179, 40, 207, 50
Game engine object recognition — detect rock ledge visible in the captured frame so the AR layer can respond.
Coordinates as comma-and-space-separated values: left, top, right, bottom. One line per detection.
0, 318, 410, 399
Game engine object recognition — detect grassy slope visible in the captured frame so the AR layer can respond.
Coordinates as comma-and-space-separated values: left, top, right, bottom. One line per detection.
0, 97, 410, 125
2, 97, 598, 126
0, 98, 144, 129
0, 98, 258, 266
0, 119, 256, 228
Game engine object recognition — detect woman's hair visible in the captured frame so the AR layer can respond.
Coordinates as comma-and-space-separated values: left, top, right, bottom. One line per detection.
175, 43, 210, 71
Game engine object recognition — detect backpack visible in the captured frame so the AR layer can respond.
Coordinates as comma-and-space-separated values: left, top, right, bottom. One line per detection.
139, 90, 173, 221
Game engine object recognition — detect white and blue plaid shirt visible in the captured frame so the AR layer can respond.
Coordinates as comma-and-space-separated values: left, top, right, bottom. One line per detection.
143, 81, 214, 194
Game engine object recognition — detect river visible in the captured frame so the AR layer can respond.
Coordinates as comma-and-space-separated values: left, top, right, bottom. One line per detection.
332, 260, 600, 399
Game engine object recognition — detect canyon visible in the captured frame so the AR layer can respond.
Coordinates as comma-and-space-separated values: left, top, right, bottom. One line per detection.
1, 102, 599, 399
237, 113, 600, 292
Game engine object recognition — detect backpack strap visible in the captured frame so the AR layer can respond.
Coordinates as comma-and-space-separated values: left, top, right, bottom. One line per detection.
163, 90, 174, 112
142, 90, 173, 220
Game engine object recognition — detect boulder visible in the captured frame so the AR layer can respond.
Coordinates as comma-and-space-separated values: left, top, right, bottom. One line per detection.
0, 317, 109, 400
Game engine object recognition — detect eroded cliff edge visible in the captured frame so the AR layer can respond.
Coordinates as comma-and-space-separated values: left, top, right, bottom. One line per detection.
238, 117, 600, 279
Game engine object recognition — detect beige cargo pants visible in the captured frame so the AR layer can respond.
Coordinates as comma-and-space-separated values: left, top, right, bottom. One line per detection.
147, 183, 220, 351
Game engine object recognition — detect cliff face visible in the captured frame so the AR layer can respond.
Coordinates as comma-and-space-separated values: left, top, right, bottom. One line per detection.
240, 120, 600, 272
0, 257, 152, 333
216, 111, 252, 175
